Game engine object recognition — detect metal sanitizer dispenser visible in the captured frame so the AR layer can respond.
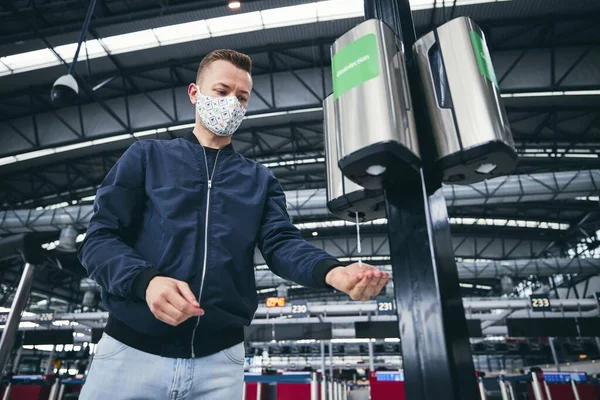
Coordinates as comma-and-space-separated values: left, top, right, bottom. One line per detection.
413, 16, 518, 184
324, 95, 385, 223
331, 19, 421, 190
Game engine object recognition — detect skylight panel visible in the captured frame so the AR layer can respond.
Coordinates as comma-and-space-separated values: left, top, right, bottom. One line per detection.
261, 4, 318, 29
206, 11, 264, 37
411, 0, 510, 10
14, 149, 56, 161
54, 40, 108, 62
153, 20, 211, 45
0, 61, 10, 76
100, 29, 159, 54
0, 0, 519, 76
1, 48, 60, 73
410, 0, 436, 10
316, 0, 364, 21
454, 0, 511, 6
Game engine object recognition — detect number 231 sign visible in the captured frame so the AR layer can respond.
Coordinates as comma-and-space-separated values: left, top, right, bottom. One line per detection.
377, 297, 395, 315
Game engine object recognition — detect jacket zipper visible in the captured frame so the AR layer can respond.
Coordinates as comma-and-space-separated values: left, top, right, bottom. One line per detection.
190, 147, 221, 358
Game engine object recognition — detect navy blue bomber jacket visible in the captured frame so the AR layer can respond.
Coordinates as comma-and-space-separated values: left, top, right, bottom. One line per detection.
78, 132, 340, 358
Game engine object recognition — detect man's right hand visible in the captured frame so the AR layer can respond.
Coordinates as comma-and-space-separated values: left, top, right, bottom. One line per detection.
146, 277, 204, 326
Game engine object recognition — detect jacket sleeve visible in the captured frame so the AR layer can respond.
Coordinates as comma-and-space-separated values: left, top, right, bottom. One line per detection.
257, 171, 341, 288
77, 141, 161, 301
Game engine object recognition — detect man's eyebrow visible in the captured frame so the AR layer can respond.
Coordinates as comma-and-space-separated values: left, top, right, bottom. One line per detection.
215, 82, 250, 96
214, 82, 232, 89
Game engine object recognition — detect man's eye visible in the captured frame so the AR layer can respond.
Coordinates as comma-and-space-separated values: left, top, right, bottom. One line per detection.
238, 97, 247, 102
216, 89, 227, 95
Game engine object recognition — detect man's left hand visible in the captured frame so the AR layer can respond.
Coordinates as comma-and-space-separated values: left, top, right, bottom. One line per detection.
325, 263, 389, 301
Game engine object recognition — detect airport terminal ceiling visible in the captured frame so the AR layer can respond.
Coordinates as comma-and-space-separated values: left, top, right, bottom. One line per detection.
0, 0, 599, 360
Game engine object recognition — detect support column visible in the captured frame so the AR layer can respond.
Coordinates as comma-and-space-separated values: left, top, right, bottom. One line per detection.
499, 378, 509, 400
530, 372, 545, 400
571, 379, 581, 400
0, 263, 37, 374
311, 372, 319, 400
548, 337, 561, 371
58, 384, 66, 400
550, 276, 560, 299
363, 1, 479, 399
268, 382, 277, 400
478, 377, 487, 400
507, 382, 517, 400
544, 381, 553, 400
321, 341, 327, 400
12, 345, 23, 374
45, 345, 57, 375
329, 342, 334, 398
48, 380, 61, 400
1, 386, 10, 400
368, 340, 375, 372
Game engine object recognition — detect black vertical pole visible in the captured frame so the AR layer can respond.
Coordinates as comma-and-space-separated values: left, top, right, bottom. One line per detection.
363, 1, 480, 399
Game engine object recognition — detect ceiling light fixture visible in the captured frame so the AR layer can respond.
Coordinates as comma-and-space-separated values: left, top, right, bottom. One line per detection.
228, 1, 241, 10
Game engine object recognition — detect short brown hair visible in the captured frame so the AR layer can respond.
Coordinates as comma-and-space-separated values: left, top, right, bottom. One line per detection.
196, 49, 252, 83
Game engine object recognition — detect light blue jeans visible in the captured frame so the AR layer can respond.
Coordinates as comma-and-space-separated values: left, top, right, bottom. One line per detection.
80, 333, 245, 400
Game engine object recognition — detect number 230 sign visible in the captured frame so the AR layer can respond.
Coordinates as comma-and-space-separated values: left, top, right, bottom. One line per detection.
291, 300, 309, 318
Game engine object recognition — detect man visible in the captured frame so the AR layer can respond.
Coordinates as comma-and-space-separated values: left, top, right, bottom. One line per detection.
78, 49, 389, 399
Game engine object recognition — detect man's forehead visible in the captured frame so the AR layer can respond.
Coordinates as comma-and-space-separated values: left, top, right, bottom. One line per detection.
205, 60, 249, 77
202, 61, 252, 88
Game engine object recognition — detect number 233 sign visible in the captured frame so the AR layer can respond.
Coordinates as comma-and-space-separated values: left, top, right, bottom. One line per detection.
530, 294, 551, 311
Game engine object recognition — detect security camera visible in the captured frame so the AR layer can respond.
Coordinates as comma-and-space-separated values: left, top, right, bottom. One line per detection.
51, 74, 79, 106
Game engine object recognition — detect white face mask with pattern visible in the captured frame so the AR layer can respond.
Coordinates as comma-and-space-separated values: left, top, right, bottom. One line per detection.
195, 92, 247, 137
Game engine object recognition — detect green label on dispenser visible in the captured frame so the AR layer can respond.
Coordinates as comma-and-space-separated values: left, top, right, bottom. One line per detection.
470, 30, 498, 88
332, 34, 380, 99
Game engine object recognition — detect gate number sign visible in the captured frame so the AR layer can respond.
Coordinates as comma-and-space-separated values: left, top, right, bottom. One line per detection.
377, 297, 395, 315
530, 294, 551, 312
291, 300, 309, 318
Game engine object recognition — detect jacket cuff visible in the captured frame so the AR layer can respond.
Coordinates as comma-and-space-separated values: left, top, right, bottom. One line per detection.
131, 267, 161, 301
312, 258, 343, 288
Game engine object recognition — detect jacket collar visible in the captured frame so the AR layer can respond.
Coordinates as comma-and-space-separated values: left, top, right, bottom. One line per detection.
183, 131, 235, 152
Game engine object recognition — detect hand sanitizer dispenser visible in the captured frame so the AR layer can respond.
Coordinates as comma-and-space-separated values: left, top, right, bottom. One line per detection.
413, 17, 518, 184
324, 95, 385, 222
331, 19, 421, 190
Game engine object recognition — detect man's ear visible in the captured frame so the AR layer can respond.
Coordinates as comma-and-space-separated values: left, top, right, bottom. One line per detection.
188, 83, 199, 104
